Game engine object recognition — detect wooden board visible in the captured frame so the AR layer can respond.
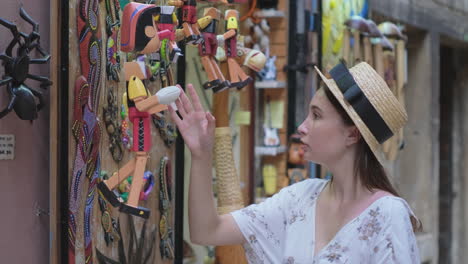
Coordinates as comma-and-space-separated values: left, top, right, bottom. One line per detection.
67, 0, 176, 263
50, 0, 60, 262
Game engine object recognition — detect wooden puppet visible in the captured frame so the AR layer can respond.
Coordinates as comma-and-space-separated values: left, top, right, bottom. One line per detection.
168, 0, 203, 44
197, 7, 230, 93
221, 9, 253, 89
155, 5, 183, 63
98, 2, 180, 218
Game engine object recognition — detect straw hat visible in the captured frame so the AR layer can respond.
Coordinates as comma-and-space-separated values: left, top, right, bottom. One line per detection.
315, 61, 408, 165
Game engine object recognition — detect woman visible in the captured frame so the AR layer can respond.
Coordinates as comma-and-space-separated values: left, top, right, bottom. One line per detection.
168, 62, 421, 263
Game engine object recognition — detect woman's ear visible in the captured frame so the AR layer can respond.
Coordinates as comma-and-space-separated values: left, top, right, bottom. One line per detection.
345, 126, 361, 146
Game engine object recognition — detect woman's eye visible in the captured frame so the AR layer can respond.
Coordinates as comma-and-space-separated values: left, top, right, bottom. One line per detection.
312, 112, 319, 119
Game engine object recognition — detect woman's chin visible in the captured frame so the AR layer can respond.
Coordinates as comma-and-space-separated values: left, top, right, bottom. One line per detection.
303, 154, 326, 166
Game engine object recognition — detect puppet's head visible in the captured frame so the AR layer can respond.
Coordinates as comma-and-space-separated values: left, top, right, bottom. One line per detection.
225, 9, 239, 30
121, 3, 161, 54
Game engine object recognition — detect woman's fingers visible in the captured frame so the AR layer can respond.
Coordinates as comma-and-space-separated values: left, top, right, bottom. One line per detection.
168, 104, 183, 128
206, 111, 216, 136
179, 86, 194, 114
187, 83, 204, 112
175, 98, 187, 118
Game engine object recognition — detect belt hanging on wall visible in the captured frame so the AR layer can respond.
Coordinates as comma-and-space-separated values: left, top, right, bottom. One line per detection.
69, 76, 103, 264
69, 0, 104, 262
159, 156, 175, 260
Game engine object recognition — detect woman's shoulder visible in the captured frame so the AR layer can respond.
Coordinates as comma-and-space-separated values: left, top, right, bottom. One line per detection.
377, 196, 414, 216
376, 195, 420, 231
289, 177, 328, 191
280, 178, 328, 199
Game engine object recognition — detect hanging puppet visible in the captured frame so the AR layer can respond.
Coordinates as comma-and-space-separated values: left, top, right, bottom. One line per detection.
0, 8, 52, 120
98, 2, 180, 219
197, 7, 230, 93
219, 9, 253, 89
155, 5, 182, 63
168, 0, 203, 44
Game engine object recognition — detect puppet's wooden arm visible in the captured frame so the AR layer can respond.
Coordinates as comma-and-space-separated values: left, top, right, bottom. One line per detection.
135, 86, 181, 114
197, 16, 213, 30
168, 0, 184, 7
222, 29, 236, 40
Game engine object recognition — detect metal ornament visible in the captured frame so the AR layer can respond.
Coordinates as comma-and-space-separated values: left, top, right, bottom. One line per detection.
103, 89, 123, 162
0, 7, 52, 120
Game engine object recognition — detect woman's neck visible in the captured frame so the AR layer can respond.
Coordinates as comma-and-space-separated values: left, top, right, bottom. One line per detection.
324, 151, 369, 203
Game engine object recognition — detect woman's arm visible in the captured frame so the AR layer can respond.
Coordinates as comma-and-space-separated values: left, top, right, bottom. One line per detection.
189, 154, 246, 245
169, 84, 246, 246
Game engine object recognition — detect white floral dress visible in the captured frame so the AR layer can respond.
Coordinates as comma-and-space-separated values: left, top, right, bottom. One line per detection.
230, 178, 420, 264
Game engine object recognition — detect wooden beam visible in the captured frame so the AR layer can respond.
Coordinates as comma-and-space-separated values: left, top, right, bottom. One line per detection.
49, 0, 60, 263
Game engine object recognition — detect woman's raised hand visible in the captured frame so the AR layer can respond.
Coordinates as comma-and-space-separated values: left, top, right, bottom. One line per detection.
168, 84, 216, 159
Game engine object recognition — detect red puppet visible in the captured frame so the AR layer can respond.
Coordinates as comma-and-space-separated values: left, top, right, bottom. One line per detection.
221, 9, 253, 89
98, 3, 180, 218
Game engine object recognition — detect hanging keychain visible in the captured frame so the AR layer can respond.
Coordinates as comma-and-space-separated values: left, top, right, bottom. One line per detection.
159, 156, 175, 259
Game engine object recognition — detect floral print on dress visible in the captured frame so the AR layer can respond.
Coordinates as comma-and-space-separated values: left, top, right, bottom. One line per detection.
357, 207, 383, 241
230, 179, 421, 264
240, 207, 281, 246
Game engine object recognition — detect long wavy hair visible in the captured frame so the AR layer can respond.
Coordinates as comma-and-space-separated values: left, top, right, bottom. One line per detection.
323, 86, 422, 232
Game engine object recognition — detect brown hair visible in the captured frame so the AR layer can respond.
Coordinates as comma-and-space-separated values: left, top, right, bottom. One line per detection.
322, 86, 422, 231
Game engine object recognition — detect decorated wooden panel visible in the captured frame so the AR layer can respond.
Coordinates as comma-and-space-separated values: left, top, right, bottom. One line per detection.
67, 0, 178, 263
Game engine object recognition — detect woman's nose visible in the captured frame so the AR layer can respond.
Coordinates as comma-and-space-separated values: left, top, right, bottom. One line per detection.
297, 121, 307, 135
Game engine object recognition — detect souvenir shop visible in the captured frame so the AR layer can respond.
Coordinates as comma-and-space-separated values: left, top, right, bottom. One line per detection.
0, 0, 421, 263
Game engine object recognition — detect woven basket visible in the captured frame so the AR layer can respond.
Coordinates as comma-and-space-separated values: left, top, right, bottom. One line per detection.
214, 127, 244, 215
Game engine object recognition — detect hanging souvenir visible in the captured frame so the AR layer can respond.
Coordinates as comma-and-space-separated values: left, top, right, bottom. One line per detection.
69, 76, 102, 264
98, 171, 120, 246
168, 0, 203, 44
0, 8, 52, 120
219, 9, 253, 89
98, 3, 181, 219
159, 156, 175, 259
197, 7, 230, 92
103, 89, 123, 162
155, 5, 182, 63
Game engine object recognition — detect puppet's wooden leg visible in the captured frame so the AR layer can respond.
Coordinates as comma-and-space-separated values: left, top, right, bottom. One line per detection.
98, 158, 136, 206
169, 40, 182, 63
210, 57, 230, 93
191, 24, 202, 41
119, 152, 150, 218
126, 153, 148, 207
201, 55, 222, 90
182, 22, 202, 44
106, 158, 136, 188
227, 58, 252, 90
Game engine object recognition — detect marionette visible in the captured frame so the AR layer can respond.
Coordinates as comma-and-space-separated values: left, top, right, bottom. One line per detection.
98, 2, 180, 218
197, 7, 230, 93
155, 5, 182, 63
219, 9, 252, 89
168, 0, 203, 45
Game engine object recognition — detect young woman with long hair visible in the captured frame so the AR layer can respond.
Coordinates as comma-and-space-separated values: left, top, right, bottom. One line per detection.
169, 61, 421, 263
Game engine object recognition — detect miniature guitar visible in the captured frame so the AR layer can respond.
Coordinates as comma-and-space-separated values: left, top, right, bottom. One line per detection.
263, 97, 280, 146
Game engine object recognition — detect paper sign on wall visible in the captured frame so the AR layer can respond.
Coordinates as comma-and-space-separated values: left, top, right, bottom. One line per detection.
269, 100, 284, 129
235, 111, 251, 125
0, 134, 15, 160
